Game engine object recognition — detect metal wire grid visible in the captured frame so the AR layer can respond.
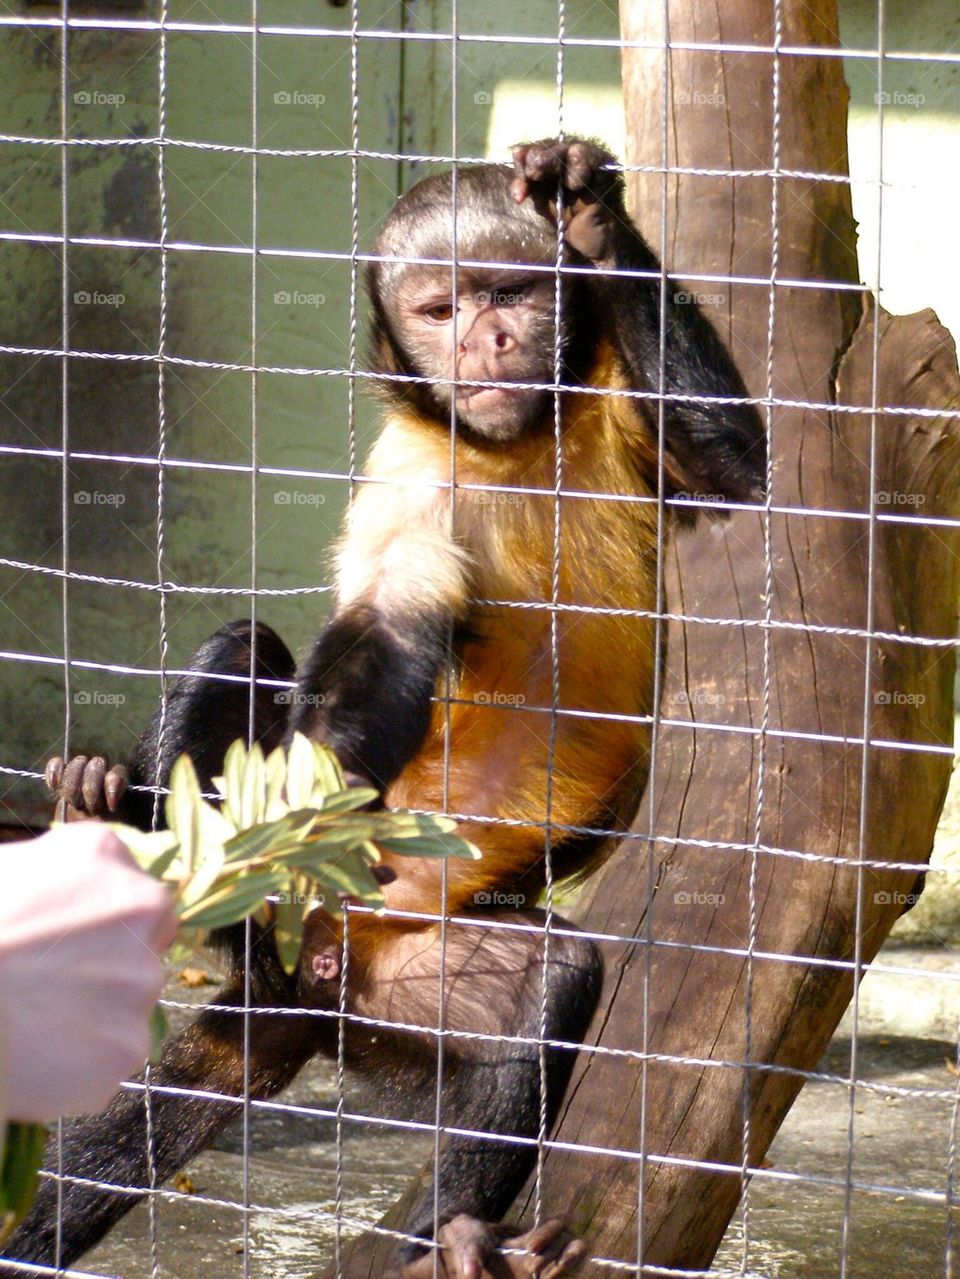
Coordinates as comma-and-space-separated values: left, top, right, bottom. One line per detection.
0, 2, 957, 1278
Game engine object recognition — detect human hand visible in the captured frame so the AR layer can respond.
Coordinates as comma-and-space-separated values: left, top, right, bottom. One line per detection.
0, 823, 176, 1121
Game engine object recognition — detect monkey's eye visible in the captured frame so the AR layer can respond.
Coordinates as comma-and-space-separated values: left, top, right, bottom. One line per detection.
422, 302, 454, 324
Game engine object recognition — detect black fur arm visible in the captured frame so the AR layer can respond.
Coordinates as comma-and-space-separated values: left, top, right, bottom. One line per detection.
287, 603, 452, 794
591, 220, 765, 503
511, 136, 766, 504
286, 473, 473, 794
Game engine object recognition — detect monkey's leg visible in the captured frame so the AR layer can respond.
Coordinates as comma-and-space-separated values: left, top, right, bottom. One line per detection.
336, 910, 602, 1273
5, 621, 311, 1270
46, 618, 295, 826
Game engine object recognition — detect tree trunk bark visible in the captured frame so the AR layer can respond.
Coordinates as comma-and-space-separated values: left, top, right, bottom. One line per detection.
322, 0, 960, 1274
507, 0, 960, 1271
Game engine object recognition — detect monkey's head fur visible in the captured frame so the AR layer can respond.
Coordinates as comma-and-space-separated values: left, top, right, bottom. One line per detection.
366, 165, 581, 444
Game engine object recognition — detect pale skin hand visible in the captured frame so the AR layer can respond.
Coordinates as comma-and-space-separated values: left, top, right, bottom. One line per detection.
0, 823, 177, 1122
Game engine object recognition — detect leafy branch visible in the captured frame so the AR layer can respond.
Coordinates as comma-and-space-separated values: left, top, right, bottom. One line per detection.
0, 735, 479, 1242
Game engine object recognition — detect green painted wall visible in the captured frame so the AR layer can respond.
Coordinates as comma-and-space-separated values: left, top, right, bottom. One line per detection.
1, 0, 955, 824
0, 0, 621, 823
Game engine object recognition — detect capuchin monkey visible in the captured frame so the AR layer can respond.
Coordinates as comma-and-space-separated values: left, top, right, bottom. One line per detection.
8, 138, 763, 1279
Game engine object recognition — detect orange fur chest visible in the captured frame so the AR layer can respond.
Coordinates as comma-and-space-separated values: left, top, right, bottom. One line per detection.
382, 351, 661, 886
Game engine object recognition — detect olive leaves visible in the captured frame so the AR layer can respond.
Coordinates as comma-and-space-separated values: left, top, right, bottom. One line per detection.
0, 735, 479, 1243
114, 732, 480, 974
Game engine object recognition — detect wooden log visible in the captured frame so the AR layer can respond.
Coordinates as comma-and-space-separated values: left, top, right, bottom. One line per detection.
506, 0, 960, 1271
320, 0, 960, 1273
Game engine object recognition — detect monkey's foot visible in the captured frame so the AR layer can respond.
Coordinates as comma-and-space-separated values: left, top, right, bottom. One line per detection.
45, 754, 129, 821
400, 1216, 585, 1279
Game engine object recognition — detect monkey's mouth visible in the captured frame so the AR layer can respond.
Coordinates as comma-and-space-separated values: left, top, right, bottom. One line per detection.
453, 383, 546, 440
456, 385, 516, 408
455, 379, 541, 412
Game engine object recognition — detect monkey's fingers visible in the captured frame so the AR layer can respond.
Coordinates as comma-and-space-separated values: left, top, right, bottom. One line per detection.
57, 754, 91, 817
511, 139, 570, 186
511, 139, 624, 250
80, 756, 110, 813
44, 756, 65, 793
102, 763, 129, 812
513, 138, 614, 194
49, 754, 128, 820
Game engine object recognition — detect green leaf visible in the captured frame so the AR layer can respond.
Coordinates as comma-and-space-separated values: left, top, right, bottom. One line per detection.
109, 825, 179, 877
148, 1003, 167, 1064
280, 846, 371, 888
313, 787, 379, 816
310, 739, 346, 798
166, 754, 203, 874
368, 812, 456, 837
309, 812, 386, 843
223, 811, 317, 865
197, 792, 235, 849
376, 832, 481, 860
273, 885, 305, 975
179, 835, 225, 909
218, 737, 248, 827
0, 1120, 48, 1241
238, 741, 266, 829
285, 732, 316, 809
264, 743, 288, 820
180, 869, 288, 930
308, 852, 384, 905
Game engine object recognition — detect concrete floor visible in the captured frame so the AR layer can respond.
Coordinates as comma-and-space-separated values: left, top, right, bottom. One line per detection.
65, 942, 957, 1279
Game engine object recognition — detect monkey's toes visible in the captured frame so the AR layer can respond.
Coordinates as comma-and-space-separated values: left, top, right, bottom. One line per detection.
512, 138, 609, 194
48, 754, 128, 820
500, 1220, 586, 1278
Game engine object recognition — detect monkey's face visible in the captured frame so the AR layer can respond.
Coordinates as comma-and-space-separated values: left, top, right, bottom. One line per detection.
391, 266, 558, 442
369, 166, 568, 444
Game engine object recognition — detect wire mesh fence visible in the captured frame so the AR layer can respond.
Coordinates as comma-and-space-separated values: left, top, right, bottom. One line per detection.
0, 2, 958, 1277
